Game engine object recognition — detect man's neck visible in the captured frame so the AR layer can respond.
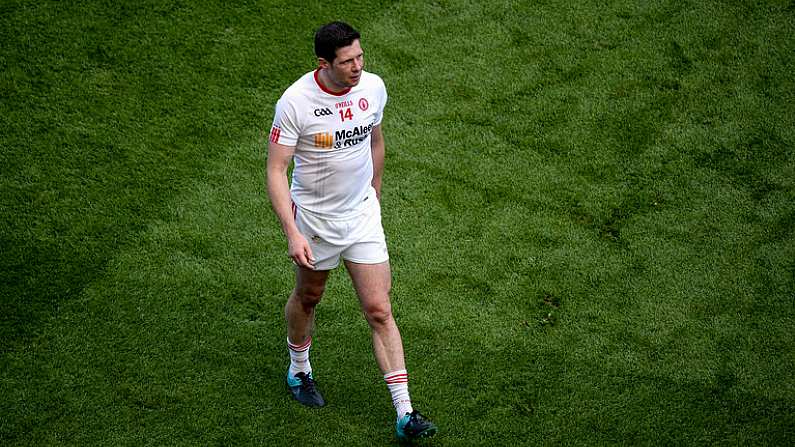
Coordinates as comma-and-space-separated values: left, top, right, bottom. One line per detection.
318, 68, 346, 93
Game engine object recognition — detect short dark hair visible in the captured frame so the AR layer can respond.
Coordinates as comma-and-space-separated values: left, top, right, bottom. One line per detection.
314, 21, 360, 64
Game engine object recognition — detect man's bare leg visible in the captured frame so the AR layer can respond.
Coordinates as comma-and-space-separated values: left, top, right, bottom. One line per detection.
285, 266, 329, 345
344, 260, 404, 373
345, 260, 437, 438
285, 266, 330, 407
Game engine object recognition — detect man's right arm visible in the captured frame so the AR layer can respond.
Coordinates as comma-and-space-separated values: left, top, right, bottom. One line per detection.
266, 141, 316, 269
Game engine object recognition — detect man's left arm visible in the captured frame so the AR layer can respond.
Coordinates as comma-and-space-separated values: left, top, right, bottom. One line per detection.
371, 124, 385, 201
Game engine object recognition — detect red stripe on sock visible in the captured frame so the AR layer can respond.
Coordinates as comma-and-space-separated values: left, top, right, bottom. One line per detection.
385, 373, 409, 384
288, 337, 312, 352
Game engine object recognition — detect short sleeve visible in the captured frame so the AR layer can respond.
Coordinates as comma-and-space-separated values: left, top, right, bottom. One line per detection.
373, 78, 388, 126
270, 97, 300, 146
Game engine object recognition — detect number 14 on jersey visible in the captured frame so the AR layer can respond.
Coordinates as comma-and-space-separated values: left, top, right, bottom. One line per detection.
339, 108, 353, 122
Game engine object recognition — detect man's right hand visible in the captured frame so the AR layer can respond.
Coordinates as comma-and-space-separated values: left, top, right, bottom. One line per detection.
288, 233, 316, 269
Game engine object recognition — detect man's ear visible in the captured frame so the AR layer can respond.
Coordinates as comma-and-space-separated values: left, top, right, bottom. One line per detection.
317, 57, 330, 69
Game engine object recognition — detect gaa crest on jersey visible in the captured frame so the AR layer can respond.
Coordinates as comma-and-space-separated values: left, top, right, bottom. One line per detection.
313, 107, 333, 117
358, 98, 369, 111
314, 132, 334, 149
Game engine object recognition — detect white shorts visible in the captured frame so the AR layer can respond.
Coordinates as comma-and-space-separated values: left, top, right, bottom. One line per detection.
293, 192, 389, 271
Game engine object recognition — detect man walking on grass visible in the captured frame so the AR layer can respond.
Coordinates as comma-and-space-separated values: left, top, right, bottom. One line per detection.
265, 21, 437, 441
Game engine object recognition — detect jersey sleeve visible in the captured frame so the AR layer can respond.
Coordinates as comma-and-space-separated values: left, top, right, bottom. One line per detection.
270, 96, 300, 147
373, 77, 388, 126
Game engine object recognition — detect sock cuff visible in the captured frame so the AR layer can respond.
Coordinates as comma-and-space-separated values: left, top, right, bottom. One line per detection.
287, 336, 312, 352
384, 369, 409, 384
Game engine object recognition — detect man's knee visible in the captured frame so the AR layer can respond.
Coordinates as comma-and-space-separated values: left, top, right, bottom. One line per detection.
294, 283, 325, 306
362, 298, 394, 326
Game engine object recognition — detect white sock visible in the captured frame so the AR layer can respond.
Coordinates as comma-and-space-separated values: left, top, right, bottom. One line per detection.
384, 369, 413, 419
287, 337, 312, 376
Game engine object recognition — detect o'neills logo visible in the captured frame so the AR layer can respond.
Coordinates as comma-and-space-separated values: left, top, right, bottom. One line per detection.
314, 132, 333, 149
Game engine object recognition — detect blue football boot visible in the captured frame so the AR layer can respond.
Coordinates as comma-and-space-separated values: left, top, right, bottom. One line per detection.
287, 371, 325, 407
396, 410, 437, 441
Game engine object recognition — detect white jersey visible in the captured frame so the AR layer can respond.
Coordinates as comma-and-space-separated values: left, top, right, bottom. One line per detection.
270, 69, 387, 219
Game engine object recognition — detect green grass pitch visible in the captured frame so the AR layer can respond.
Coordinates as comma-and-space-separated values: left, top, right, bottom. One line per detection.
1, 0, 794, 445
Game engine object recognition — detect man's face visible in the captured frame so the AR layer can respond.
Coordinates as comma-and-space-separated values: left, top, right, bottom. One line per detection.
322, 39, 364, 89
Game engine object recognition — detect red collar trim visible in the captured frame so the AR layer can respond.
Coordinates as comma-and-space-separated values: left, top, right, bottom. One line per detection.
314, 69, 351, 96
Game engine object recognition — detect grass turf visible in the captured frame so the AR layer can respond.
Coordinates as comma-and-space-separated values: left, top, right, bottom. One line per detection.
2, 0, 794, 445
